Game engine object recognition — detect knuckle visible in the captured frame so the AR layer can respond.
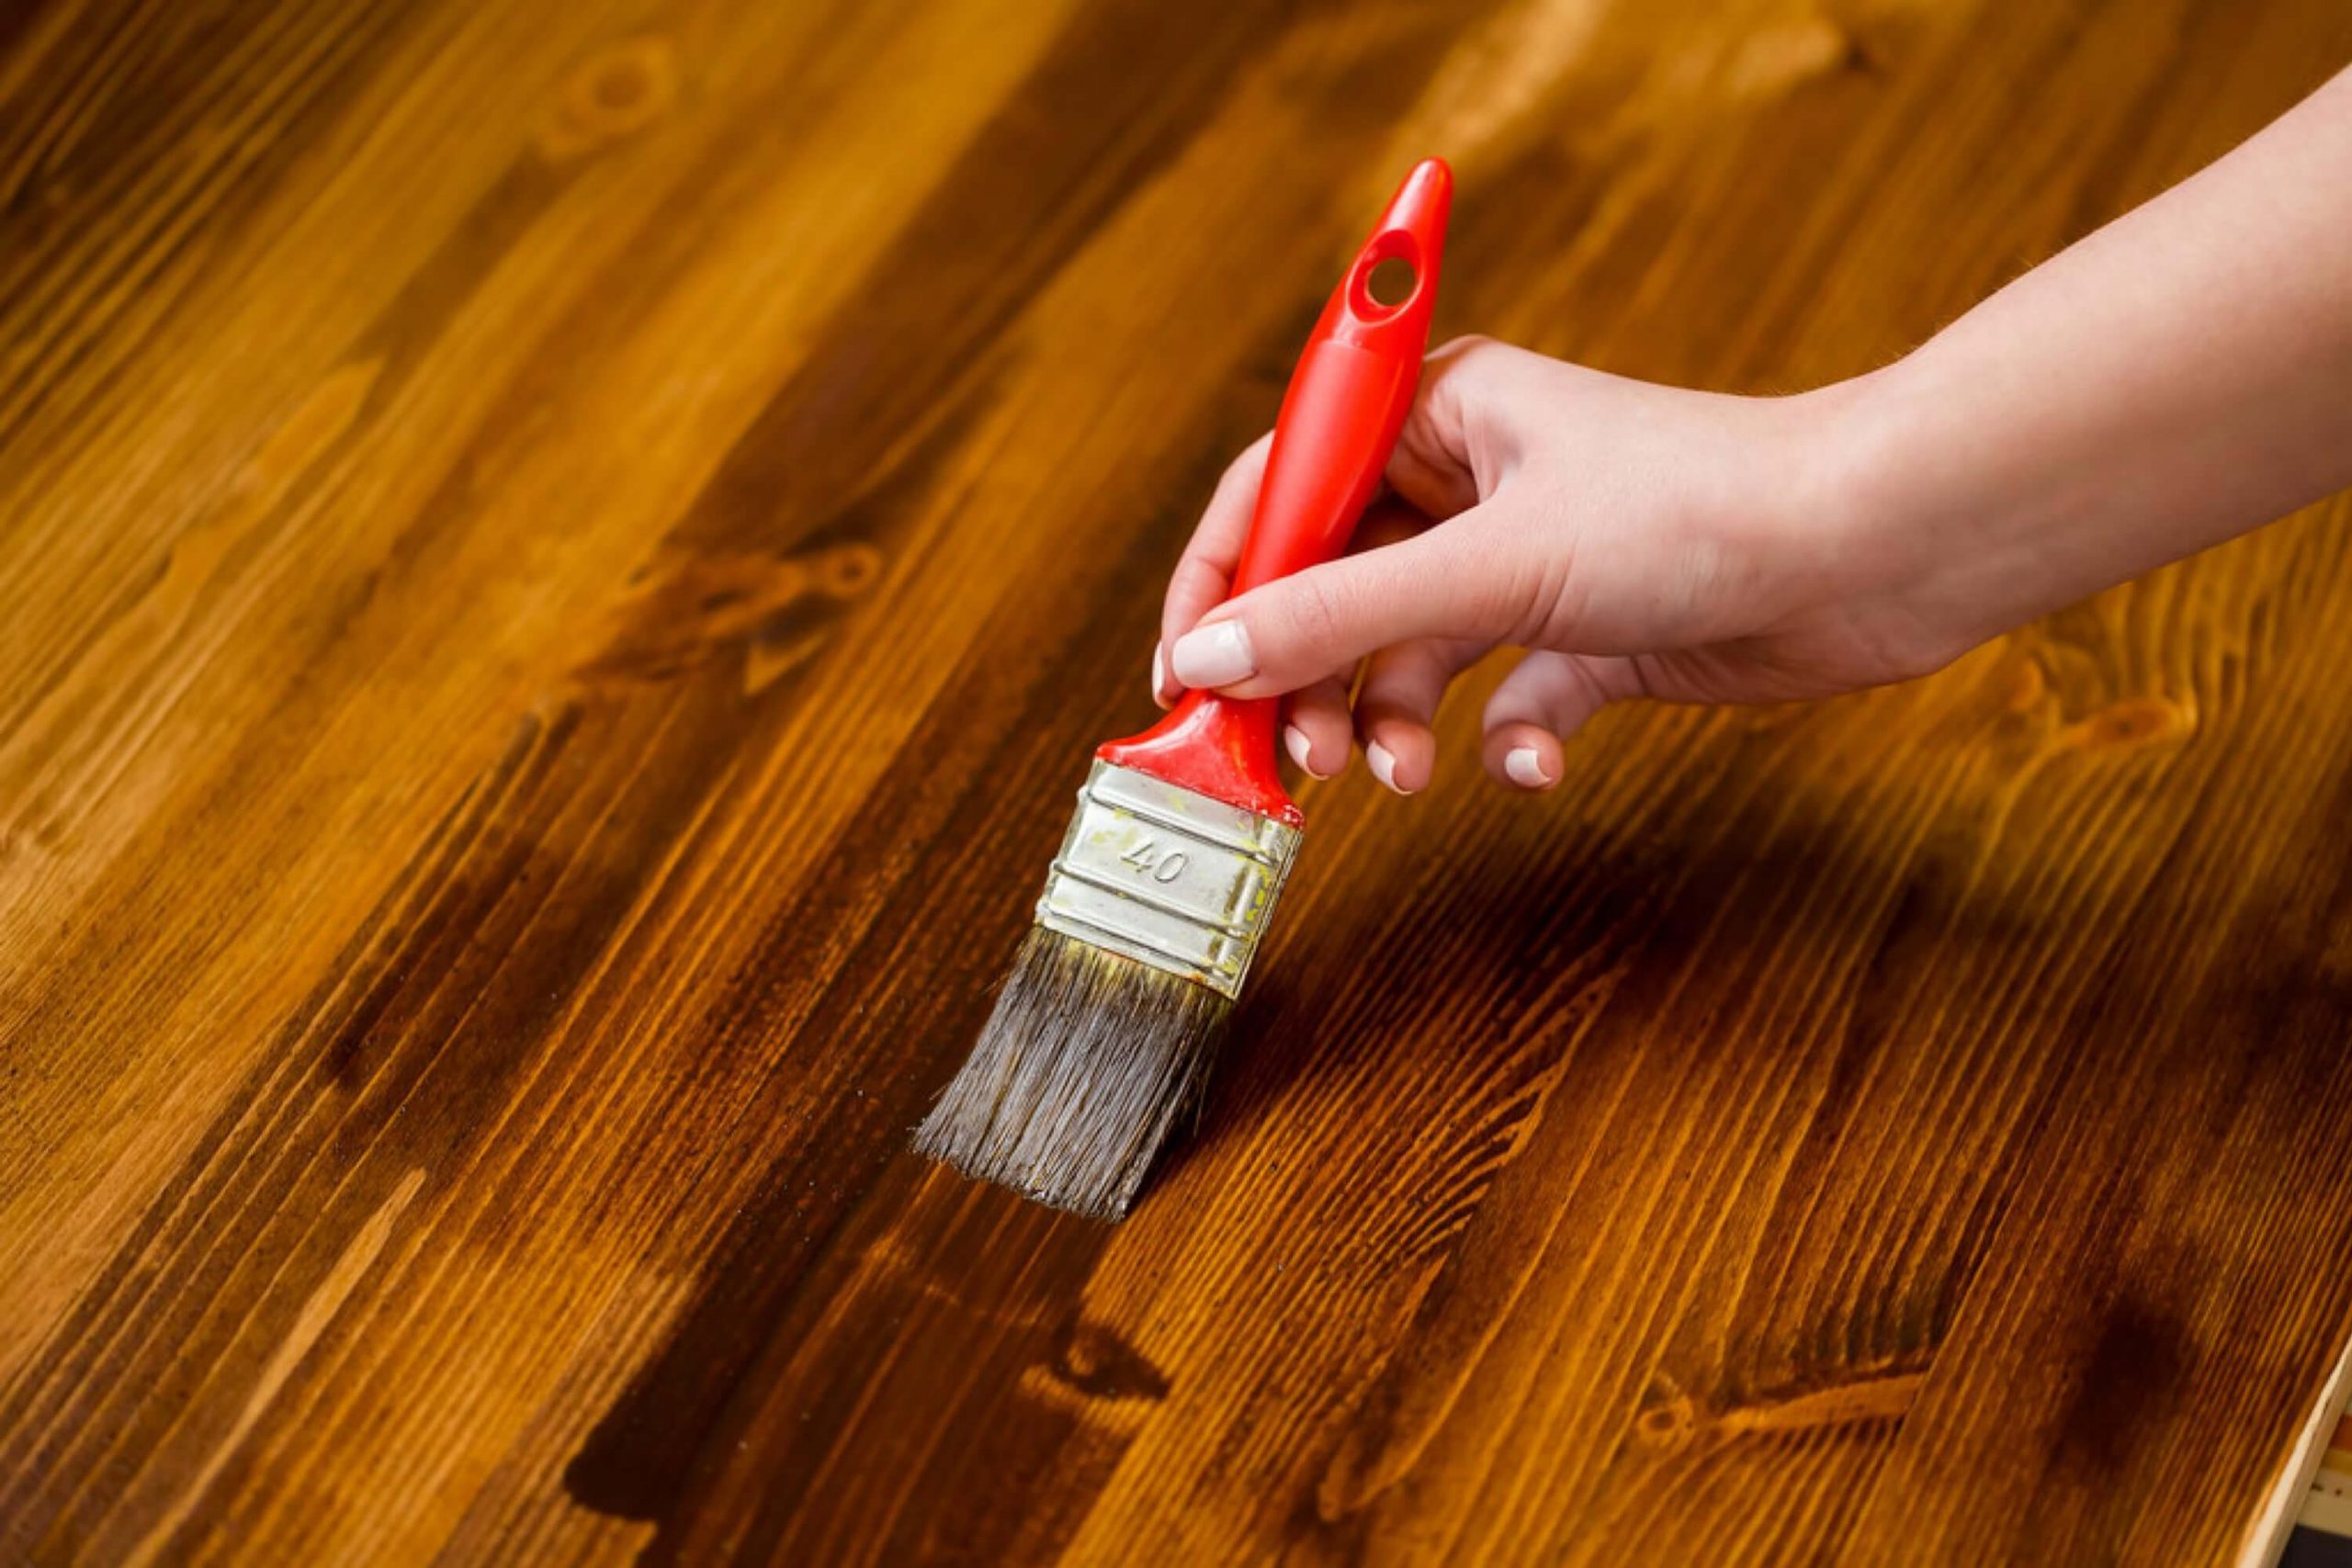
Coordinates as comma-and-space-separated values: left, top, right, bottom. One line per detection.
1451, 517, 1551, 644
1279, 572, 1349, 658
1521, 515, 1582, 646
1221, 434, 1272, 487
1516, 547, 1569, 644
1525, 555, 1586, 649
1170, 553, 1223, 598
1198, 443, 1267, 523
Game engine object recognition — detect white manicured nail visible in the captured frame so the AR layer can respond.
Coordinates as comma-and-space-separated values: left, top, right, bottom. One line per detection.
1505, 746, 1551, 789
1366, 740, 1414, 795
1152, 641, 1170, 705
1283, 724, 1325, 778
1170, 620, 1255, 688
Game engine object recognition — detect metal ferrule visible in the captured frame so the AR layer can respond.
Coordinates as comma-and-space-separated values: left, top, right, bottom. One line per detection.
1034, 760, 1301, 999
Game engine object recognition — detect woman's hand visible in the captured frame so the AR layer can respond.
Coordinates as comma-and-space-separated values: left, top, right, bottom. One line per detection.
1155, 66, 2352, 796
1153, 337, 1948, 794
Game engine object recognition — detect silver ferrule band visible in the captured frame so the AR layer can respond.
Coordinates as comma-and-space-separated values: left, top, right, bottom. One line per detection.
1034, 760, 1301, 998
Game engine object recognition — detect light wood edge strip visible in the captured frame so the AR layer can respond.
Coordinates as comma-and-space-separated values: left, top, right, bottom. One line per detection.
2243, 1329, 2352, 1568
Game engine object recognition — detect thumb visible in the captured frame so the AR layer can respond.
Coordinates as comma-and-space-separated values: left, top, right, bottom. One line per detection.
1165, 509, 1536, 698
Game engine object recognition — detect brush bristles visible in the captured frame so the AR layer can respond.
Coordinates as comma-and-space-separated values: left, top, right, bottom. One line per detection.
915, 927, 1231, 1221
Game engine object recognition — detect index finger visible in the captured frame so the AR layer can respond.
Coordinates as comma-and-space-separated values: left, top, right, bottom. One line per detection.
1156, 434, 1270, 702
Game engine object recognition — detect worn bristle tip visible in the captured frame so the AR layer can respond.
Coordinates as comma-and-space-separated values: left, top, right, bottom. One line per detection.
913, 927, 1231, 1221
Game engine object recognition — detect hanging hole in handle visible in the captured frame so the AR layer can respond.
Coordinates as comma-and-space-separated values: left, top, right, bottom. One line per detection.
1366, 256, 1417, 306
1348, 233, 1422, 322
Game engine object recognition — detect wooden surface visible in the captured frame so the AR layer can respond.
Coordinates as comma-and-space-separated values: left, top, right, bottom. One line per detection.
6, 0, 2352, 1562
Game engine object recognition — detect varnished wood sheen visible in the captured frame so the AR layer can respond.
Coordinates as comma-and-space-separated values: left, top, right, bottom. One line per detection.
6, 0, 2352, 1562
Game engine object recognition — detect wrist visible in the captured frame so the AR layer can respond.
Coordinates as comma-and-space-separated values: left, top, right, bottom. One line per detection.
1770, 357, 2007, 679
1793, 366, 1921, 590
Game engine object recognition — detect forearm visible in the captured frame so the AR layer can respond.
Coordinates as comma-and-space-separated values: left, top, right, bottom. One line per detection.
1830, 65, 2352, 649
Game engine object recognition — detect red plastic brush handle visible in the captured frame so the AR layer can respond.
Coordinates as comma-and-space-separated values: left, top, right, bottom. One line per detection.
1098, 159, 1453, 826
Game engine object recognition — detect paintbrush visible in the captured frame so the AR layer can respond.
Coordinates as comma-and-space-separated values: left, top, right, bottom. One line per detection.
915, 159, 1453, 1220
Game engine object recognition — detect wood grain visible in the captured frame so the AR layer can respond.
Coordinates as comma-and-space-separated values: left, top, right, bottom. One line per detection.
5, 0, 2352, 1561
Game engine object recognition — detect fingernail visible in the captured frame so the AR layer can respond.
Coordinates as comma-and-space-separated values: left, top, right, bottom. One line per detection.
1151, 641, 1170, 706
1283, 723, 1327, 779
1505, 746, 1552, 789
1366, 740, 1415, 795
1170, 620, 1255, 688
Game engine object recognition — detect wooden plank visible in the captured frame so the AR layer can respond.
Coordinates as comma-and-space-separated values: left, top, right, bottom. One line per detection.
3, 0, 2350, 1560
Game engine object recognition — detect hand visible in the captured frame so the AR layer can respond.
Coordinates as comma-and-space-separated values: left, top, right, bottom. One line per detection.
1153, 337, 1949, 794
1155, 68, 2352, 799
